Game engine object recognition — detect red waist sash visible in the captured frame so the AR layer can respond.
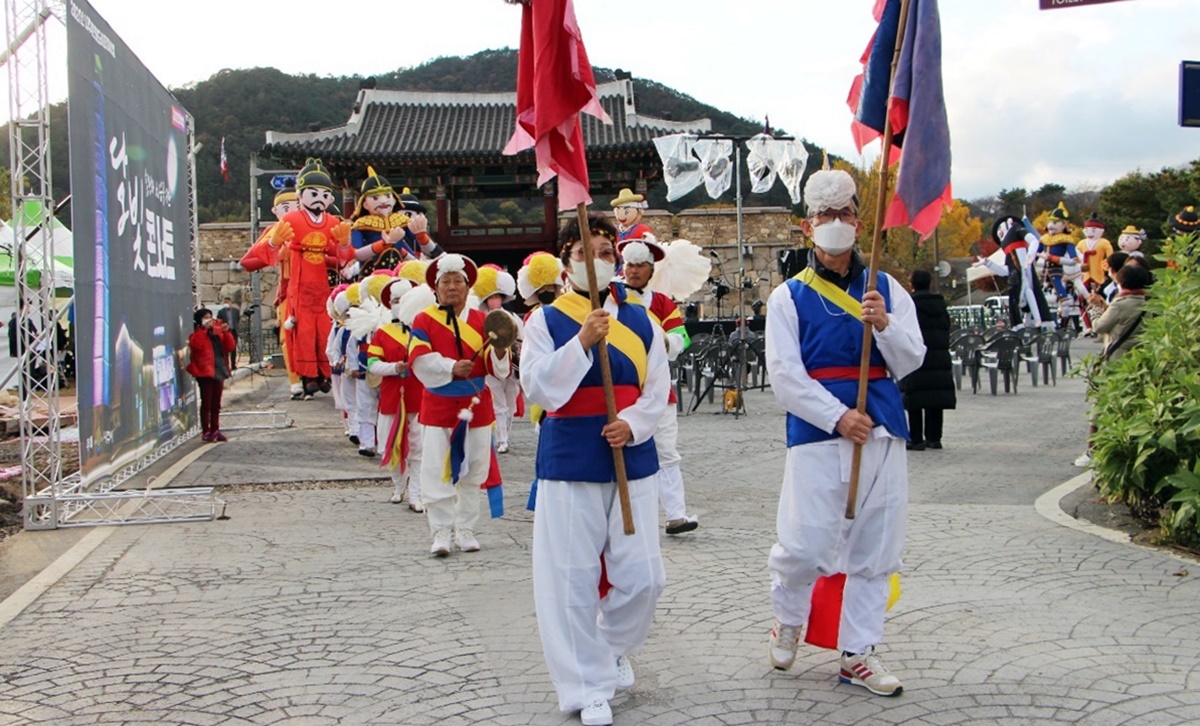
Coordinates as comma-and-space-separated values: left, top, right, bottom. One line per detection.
547, 385, 641, 418
808, 366, 887, 381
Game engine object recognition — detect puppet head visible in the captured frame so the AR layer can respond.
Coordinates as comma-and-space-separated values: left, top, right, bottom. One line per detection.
296, 158, 335, 216
1117, 225, 1146, 254
1047, 202, 1071, 235
610, 188, 647, 229
271, 180, 300, 220
1082, 213, 1105, 241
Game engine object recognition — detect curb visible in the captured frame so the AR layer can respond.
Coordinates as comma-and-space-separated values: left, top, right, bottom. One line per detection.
1036, 471, 1200, 566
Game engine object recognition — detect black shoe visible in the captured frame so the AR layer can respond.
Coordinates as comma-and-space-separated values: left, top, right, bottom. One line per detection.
349, 435, 360, 446
318, 377, 332, 394
926, 441, 943, 449
358, 448, 376, 458
303, 378, 320, 395
906, 441, 926, 451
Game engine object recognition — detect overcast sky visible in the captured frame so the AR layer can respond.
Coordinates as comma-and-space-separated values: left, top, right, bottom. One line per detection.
11, 0, 1200, 201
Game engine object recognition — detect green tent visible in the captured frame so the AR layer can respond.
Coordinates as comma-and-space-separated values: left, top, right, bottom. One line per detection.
0, 200, 74, 293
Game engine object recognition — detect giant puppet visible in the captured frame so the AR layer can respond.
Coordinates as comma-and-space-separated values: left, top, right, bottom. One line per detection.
269, 158, 355, 397
975, 217, 1052, 329
350, 167, 416, 278
240, 183, 306, 397
1038, 202, 1087, 300
1077, 213, 1113, 292
610, 188, 654, 243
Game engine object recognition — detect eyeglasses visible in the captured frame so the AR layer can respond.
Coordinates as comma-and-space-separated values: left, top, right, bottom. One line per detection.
569, 246, 617, 262
813, 209, 857, 224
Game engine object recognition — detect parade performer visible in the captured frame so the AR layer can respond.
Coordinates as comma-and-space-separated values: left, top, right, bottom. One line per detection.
326, 285, 353, 437
522, 215, 669, 726
610, 188, 654, 243
764, 169, 925, 696
240, 184, 305, 398
1038, 202, 1087, 300
1117, 225, 1147, 261
472, 264, 524, 454
409, 254, 511, 557
1077, 213, 1113, 291
618, 235, 702, 535
518, 251, 565, 513
268, 158, 355, 397
350, 167, 416, 278
367, 277, 437, 512
345, 271, 396, 457
975, 217, 1052, 329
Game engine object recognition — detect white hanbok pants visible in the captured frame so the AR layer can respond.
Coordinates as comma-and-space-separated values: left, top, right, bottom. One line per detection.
342, 373, 358, 436
653, 409, 688, 521
533, 475, 666, 713
486, 374, 521, 448
767, 434, 907, 654
355, 377, 378, 450
377, 410, 424, 506
421, 424, 491, 534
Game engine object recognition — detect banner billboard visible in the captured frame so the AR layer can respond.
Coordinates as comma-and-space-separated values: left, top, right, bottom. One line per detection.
66, 0, 197, 483
1039, 0, 1132, 9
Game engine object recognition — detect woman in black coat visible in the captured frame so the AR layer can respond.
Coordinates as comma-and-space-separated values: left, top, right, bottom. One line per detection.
900, 270, 956, 450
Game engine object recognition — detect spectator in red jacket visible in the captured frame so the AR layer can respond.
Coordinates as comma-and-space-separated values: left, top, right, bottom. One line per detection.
187, 308, 236, 442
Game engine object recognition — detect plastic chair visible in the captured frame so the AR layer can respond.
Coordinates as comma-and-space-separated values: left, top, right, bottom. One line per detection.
1056, 329, 1074, 375
949, 333, 984, 394
1036, 330, 1060, 386
1017, 329, 1041, 387
979, 332, 1022, 395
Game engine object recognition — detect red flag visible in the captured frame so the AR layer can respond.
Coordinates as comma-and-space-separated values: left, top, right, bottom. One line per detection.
847, 0, 952, 239
503, 0, 610, 211
219, 136, 230, 183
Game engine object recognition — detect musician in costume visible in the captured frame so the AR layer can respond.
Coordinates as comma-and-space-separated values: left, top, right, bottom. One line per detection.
326, 285, 353, 437
266, 158, 355, 398
368, 277, 437, 512
350, 167, 416, 278
610, 188, 654, 243
409, 254, 511, 557
240, 184, 305, 398
764, 169, 924, 697
345, 271, 397, 457
472, 265, 524, 454
522, 215, 668, 726
1038, 202, 1087, 301
974, 217, 1052, 329
617, 235, 699, 535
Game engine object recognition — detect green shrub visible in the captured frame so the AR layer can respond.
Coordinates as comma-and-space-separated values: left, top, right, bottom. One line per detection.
1084, 233, 1200, 547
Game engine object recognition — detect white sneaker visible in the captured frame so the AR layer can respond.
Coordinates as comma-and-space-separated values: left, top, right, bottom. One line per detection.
1073, 452, 1092, 468
430, 528, 452, 557
390, 489, 404, 504
580, 699, 612, 726
496, 443, 509, 454
839, 648, 903, 696
455, 528, 480, 552
769, 620, 802, 670
615, 655, 634, 690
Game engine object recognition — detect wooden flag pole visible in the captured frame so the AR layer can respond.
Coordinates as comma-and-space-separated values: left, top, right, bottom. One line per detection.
574, 202, 635, 535
846, 0, 912, 520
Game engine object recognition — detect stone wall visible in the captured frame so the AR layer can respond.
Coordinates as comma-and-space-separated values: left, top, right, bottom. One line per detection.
196, 207, 806, 323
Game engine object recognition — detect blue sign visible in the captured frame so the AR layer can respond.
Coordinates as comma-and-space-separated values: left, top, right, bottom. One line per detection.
1181, 61, 1200, 128
270, 174, 296, 190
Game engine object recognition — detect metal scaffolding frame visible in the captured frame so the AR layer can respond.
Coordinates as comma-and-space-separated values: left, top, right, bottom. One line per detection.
7, 0, 215, 529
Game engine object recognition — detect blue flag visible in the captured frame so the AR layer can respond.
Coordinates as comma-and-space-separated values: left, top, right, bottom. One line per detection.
848, 0, 952, 239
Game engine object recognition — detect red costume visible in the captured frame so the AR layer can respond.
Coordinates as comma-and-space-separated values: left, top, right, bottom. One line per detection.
408, 305, 498, 428
279, 208, 354, 380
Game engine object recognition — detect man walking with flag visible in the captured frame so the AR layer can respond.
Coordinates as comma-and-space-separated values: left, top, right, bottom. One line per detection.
764, 169, 925, 696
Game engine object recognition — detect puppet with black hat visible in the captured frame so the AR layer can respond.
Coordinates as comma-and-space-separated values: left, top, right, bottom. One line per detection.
975, 216, 1052, 329
350, 167, 417, 279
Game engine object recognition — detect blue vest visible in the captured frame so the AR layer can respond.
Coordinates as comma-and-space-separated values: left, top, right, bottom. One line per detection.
784, 270, 909, 446
536, 287, 660, 483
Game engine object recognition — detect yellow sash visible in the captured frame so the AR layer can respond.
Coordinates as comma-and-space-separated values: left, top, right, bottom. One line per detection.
552, 293, 648, 385
794, 267, 863, 321
421, 304, 484, 354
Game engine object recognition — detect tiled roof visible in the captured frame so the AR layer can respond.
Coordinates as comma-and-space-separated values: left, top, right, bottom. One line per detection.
264, 80, 711, 164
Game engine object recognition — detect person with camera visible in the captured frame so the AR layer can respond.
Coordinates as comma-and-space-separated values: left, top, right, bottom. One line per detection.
187, 307, 237, 443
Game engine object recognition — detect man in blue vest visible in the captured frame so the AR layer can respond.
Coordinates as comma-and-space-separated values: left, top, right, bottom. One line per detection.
763, 169, 926, 697
521, 214, 669, 726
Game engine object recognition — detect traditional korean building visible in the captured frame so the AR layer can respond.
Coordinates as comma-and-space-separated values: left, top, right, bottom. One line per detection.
262, 78, 710, 266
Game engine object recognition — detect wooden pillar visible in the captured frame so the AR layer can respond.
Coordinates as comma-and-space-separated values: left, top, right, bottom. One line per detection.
436, 183, 449, 238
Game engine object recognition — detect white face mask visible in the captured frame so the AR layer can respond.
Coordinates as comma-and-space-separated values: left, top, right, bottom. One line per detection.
812, 219, 857, 254
566, 259, 617, 292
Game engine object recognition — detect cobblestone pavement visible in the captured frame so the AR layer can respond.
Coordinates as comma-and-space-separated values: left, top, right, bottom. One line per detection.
2, 353, 1199, 725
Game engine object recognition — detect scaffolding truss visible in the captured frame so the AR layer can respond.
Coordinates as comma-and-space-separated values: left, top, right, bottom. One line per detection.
7, 0, 214, 530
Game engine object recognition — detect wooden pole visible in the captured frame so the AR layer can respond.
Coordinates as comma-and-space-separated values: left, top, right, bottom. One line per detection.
574, 202, 635, 535
846, 0, 912, 520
